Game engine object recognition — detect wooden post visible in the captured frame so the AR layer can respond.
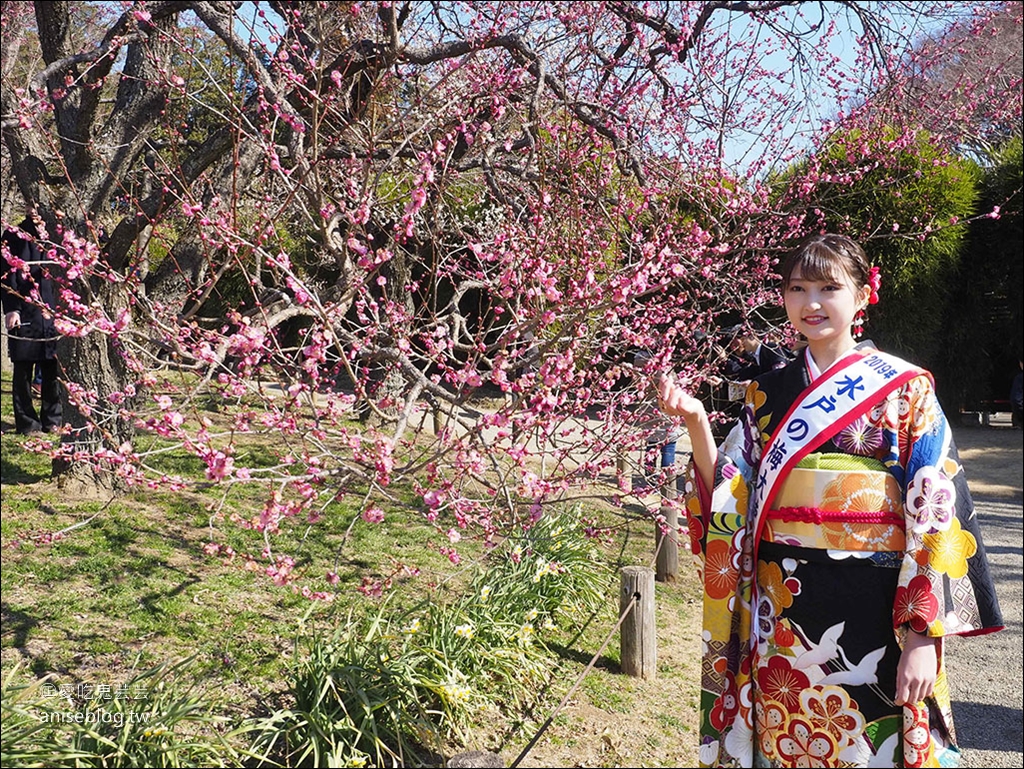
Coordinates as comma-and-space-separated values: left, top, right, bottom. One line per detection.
659, 467, 677, 503
620, 566, 656, 679
616, 453, 630, 491
656, 473, 678, 583
655, 504, 679, 583
432, 404, 447, 435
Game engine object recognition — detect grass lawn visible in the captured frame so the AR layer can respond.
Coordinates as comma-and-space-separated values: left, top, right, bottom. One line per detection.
1, 369, 702, 767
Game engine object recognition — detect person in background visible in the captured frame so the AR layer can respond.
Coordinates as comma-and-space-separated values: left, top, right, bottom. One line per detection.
723, 325, 789, 384
2, 212, 62, 435
32, 361, 43, 396
707, 326, 790, 441
634, 348, 683, 491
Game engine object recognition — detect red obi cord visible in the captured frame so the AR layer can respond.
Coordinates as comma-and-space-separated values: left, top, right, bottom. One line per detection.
768, 506, 904, 527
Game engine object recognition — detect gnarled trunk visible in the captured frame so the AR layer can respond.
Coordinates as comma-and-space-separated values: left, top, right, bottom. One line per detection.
52, 282, 137, 493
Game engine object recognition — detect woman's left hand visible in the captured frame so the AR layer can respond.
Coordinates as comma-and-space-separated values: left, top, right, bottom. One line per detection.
895, 631, 939, 705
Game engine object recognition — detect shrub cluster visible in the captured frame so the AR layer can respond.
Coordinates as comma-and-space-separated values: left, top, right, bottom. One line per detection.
1, 658, 250, 768
1, 509, 607, 768
251, 508, 608, 767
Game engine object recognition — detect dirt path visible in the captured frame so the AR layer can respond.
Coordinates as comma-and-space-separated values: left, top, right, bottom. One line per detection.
955, 421, 1024, 503
945, 419, 1023, 769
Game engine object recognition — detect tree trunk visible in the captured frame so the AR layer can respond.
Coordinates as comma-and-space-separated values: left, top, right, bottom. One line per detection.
359, 246, 415, 428
52, 282, 137, 493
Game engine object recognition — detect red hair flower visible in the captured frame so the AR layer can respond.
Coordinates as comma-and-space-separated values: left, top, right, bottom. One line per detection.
867, 266, 881, 305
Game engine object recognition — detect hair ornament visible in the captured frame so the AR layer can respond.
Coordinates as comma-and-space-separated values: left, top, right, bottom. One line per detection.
868, 265, 881, 305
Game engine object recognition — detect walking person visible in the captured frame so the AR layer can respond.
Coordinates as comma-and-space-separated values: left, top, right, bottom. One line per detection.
658, 234, 1003, 767
2, 212, 62, 435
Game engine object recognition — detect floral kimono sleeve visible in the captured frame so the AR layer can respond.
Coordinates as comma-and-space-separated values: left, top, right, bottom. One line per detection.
684, 385, 763, 568
682, 387, 765, 767
893, 376, 1004, 638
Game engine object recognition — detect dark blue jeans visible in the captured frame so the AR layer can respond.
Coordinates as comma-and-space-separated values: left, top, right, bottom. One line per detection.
645, 440, 677, 479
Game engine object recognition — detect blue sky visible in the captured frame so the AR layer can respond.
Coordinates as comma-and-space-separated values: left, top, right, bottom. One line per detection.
228, 1, 960, 176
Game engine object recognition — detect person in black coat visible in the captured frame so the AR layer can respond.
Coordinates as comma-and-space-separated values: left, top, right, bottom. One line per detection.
2, 214, 62, 434
722, 327, 789, 382
1012, 358, 1023, 429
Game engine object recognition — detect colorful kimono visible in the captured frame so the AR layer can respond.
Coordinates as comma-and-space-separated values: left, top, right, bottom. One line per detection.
684, 345, 1003, 768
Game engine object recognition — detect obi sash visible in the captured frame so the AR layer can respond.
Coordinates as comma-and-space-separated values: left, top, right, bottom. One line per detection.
763, 454, 906, 552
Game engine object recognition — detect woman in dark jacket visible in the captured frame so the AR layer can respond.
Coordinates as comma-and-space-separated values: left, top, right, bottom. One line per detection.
2, 215, 62, 434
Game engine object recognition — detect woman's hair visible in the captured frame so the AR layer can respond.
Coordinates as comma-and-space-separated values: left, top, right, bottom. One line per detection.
779, 233, 871, 288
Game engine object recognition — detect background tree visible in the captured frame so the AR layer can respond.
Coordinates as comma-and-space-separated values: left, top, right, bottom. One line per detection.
2, 1, 1020, 593
879, 0, 1023, 412
770, 125, 980, 374
901, 1, 1023, 159
941, 137, 1024, 415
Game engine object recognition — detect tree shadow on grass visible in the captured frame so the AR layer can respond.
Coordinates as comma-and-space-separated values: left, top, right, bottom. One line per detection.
137, 574, 202, 617
0, 450, 50, 485
1, 602, 42, 653
0, 601, 90, 678
545, 641, 621, 673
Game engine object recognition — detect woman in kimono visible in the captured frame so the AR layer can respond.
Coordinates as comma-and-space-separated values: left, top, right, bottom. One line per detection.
658, 234, 1003, 768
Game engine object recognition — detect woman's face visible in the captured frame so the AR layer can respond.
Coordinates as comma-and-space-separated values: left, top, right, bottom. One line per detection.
784, 267, 871, 347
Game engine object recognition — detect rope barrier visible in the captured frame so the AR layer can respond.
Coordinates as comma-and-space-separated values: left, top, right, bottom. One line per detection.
509, 503, 680, 767
509, 592, 638, 769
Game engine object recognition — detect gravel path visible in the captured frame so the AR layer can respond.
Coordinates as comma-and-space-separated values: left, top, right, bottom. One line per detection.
944, 419, 1023, 768
945, 496, 1024, 768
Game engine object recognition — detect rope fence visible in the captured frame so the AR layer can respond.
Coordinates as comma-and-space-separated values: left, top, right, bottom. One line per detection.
506, 516, 683, 768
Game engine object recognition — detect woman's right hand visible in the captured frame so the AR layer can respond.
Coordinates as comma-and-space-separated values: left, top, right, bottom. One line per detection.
657, 374, 707, 424
895, 631, 939, 706
657, 374, 716, 492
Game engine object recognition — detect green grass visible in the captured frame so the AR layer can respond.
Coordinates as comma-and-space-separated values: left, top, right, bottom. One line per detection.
580, 674, 633, 713
1, 497, 305, 680
1, 368, 702, 766
655, 712, 686, 731
0, 433, 53, 484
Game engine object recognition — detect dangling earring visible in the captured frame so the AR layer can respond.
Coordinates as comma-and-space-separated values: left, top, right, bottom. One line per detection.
853, 309, 865, 339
